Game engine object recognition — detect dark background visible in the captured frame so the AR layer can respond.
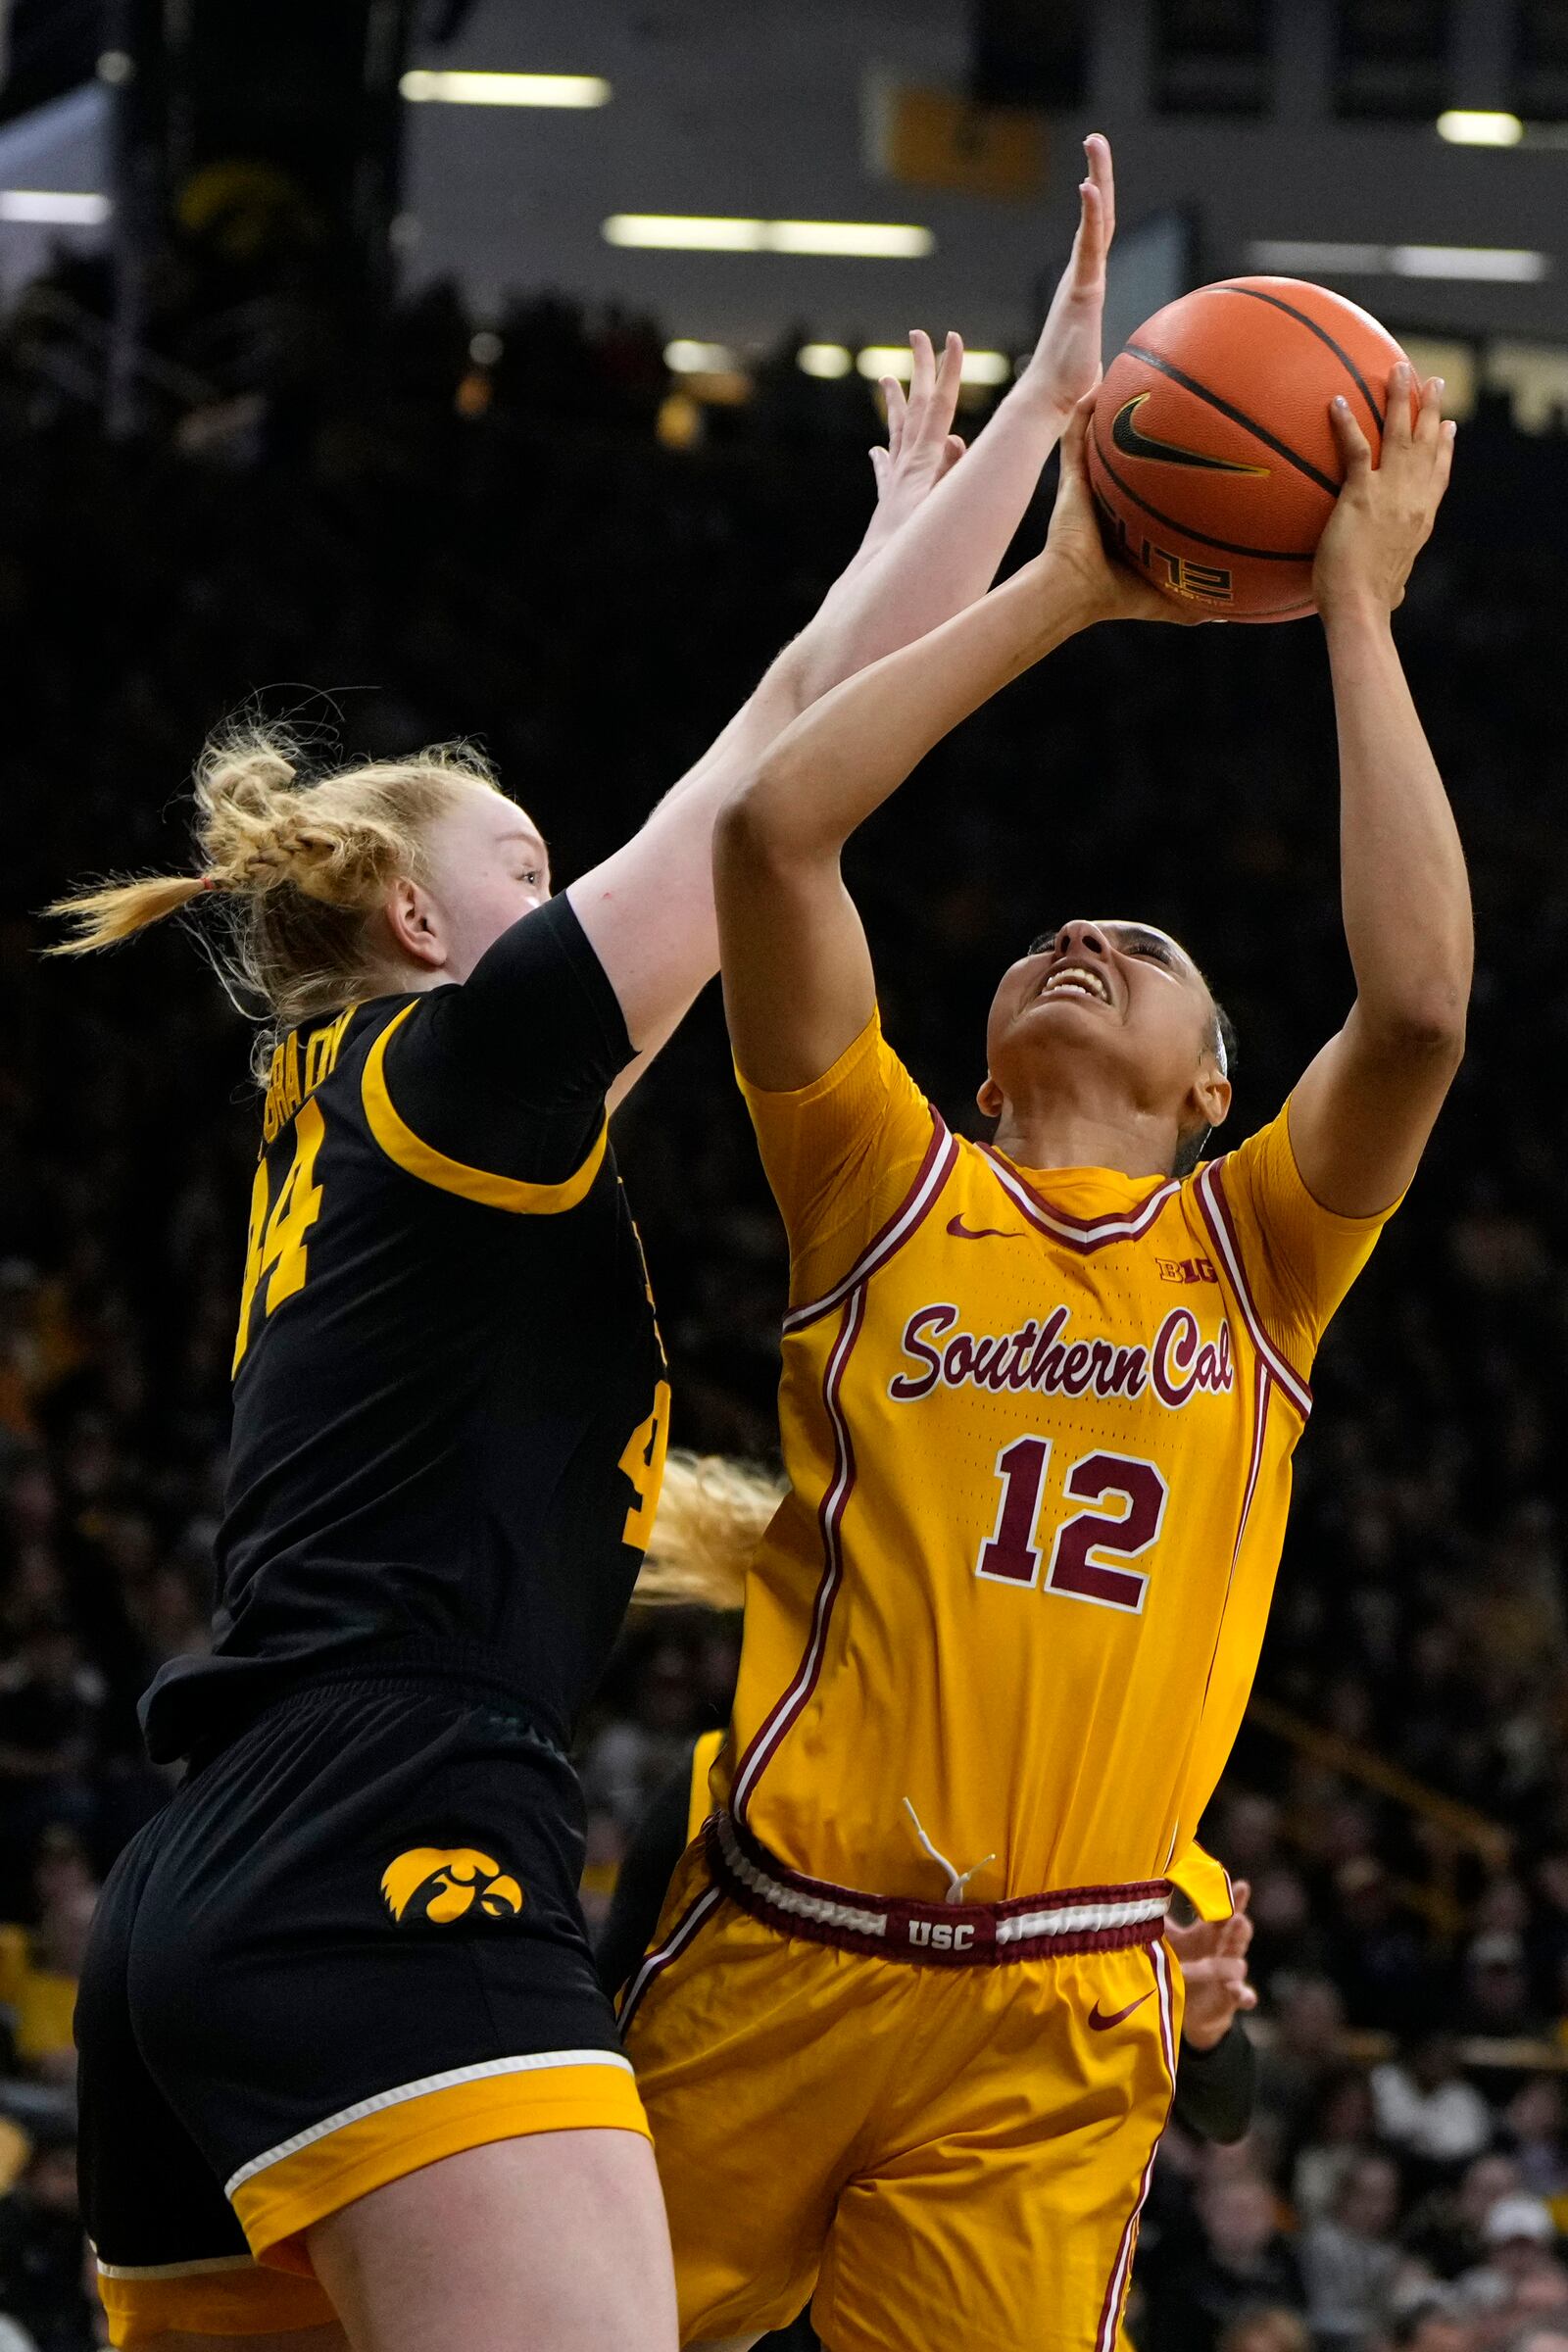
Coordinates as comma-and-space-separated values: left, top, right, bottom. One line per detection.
3, 3, 1568, 2347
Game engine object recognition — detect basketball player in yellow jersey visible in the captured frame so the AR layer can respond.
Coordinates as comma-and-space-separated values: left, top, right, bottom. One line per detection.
623, 372, 1467, 2351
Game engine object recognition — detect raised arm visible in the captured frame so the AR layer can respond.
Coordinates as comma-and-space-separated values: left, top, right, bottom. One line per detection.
795, 132, 1119, 679
569, 138, 1121, 1099
715, 401, 1184, 1091
1287, 365, 1469, 1216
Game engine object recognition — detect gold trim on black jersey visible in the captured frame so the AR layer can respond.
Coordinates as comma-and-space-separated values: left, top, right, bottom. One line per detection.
362, 1004, 608, 1212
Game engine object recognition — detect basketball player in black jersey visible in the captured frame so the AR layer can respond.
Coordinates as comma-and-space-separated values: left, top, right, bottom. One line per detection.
49, 145, 1125, 2352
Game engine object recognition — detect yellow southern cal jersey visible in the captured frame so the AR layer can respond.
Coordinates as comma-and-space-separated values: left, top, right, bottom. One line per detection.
718, 1012, 1396, 1901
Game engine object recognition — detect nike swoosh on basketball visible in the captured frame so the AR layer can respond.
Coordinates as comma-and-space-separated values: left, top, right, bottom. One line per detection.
1110, 394, 1269, 477
1087, 1992, 1153, 2032
946, 1214, 1023, 1242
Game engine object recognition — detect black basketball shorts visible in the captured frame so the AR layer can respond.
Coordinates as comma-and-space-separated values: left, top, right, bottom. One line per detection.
76, 1665, 648, 2345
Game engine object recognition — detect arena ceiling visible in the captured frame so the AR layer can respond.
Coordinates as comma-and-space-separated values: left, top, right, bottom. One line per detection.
0, 0, 1564, 366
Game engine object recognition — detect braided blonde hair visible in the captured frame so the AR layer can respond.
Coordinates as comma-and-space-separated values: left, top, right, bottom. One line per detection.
44, 725, 506, 1054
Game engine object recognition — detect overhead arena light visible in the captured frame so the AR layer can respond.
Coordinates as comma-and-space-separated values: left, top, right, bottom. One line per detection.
604, 216, 934, 258
1250, 239, 1550, 282
0, 190, 110, 224
797, 344, 854, 377
856, 345, 1011, 383
769, 221, 933, 258
1437, 110, 1524, 146
663, 339, 737, 372
400, 71, 611, 108
608, 217, 762, 251
1391, 244, 1549, 280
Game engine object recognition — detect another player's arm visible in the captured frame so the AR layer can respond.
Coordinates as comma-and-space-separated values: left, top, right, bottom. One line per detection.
1287, 366, 1469, 1216
806, 132, 1118, 665
715, 401, 1185, 1090
571, 143, 1122, 1103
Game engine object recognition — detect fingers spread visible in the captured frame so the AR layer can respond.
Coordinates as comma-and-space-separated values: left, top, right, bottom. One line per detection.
1059, 393, 1094, 476
931, 330, 964, 436
1385, 360, 1415, 448
1073, 180, 1106, 286
907, 326, 935, 419
1435, 416, 1457, 495
1085, 130, 1115, 247
1330, 394, 1373, 476
881, 378, 906, 459
1416, 374, 1446, 451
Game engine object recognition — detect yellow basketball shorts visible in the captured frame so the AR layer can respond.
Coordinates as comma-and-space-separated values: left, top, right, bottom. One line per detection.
623, 1837, 1184, 2352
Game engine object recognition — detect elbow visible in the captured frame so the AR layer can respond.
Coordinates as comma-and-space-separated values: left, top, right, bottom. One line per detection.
1364, 989, 1469, 1068
714, 761, 812, 877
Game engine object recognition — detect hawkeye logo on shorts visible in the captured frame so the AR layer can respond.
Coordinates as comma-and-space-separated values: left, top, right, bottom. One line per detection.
380, 1847, 524, 1926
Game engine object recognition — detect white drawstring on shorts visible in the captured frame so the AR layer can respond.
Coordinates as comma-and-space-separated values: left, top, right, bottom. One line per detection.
902, 1797, 996, 1906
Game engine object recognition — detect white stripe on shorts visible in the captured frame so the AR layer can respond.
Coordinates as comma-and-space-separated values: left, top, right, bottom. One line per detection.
94, 2252, 256, 2280
223, 2047, 633, 2201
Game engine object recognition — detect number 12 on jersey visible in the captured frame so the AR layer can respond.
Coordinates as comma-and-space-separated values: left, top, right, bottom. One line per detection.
976, 1437, 1168, 1613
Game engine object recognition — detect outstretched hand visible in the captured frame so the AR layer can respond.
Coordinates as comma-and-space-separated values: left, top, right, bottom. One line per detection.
858, 328, 967, 557
1017, 132, 1116, 419
1166, 1880, 1258, 2052
1314, 363, 1455, 622
1040, 392, 1212, 624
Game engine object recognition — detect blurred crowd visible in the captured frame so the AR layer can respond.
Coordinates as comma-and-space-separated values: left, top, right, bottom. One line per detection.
0, 252, 1564, 2349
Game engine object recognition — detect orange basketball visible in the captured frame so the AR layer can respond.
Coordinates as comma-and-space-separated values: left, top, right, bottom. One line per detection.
1088, 277, 1412, 623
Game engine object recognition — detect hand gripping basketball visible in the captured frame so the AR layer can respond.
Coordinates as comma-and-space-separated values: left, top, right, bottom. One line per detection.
1314, 363, 1457, 620
1046, 393, 1214, 627
1089, 276, 1422, 621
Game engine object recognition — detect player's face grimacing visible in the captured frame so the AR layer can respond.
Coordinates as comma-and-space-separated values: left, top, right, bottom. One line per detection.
978, 918, 1231, 1168
403, 782, 553, 982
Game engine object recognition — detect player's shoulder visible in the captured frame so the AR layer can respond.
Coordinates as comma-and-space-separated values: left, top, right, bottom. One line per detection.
1186, 1100, 1313, 1235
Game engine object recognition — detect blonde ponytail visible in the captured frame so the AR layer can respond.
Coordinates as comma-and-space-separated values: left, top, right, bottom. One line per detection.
44, 722, 505, 1051
633, 1451, 786, 1611
43, 871, 213, 954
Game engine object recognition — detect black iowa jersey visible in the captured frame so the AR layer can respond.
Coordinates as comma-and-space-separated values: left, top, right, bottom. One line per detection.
141, 896, 668, 1764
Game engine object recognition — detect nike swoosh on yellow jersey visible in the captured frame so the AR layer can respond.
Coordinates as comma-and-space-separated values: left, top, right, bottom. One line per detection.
946, 1214, 1023, 1243
1110, 394, 1270, 476
1087, 1991, 1153, 2032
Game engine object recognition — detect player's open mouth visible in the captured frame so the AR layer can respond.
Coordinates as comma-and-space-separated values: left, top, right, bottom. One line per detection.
1036, 963, 1112, 1006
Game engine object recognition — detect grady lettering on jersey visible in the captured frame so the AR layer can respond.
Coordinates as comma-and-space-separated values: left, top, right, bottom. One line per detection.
710, 1012, 1394, 1901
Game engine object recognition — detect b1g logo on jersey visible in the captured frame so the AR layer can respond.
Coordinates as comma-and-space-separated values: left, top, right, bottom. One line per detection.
380, 1847, 524, 1926
1157, 1256, 1218, 1286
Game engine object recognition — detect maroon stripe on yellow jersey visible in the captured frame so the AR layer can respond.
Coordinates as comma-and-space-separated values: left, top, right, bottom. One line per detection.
732, 1285, 866, 1821
738, 1108, 964, 1819
617, 1879, 723, 2037
980, 1152, 1180, 1251
1195, 1159, 1313, 1418
782, 1113, 957, 1333
1095, 1937, 1179, 2352
1195, 1356, 1271, 1735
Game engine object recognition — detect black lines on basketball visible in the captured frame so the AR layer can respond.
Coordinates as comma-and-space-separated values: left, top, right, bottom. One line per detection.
1123, 345, 1342, 500
1211, 283, 1387, 436
1092, 275, 1408, 620
1091, 428, 1318, 564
